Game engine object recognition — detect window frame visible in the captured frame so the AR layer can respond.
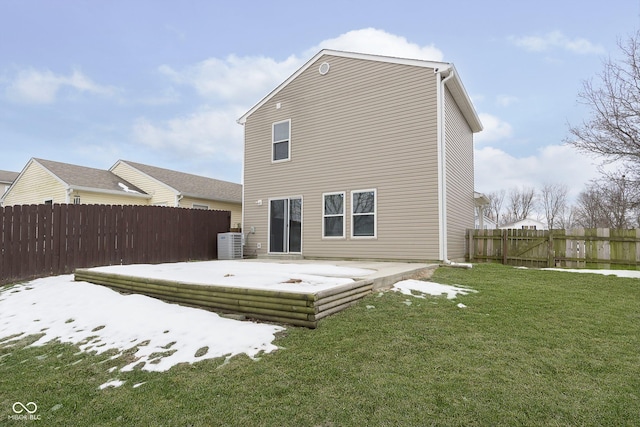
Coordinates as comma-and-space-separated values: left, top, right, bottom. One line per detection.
351, 189, 377, 239
322, 191, 346, 239
272, 119, 291, 163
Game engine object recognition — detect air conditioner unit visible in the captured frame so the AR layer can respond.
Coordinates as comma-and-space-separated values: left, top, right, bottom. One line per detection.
217, 232, 243, 260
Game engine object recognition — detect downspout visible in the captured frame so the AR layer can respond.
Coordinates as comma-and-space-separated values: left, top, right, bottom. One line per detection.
436, 68, 472, 269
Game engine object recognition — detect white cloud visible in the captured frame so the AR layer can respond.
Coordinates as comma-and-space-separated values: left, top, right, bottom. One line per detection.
496, 95, 518, 107
474, 113, 513, 144
509, 31, 605, 55
132, 106, 244, 162
474, 144, 602, 201
159, 54, 301, 104
5, 68, 118, 104
158, 28, 444, 107
305, 28, 444, 61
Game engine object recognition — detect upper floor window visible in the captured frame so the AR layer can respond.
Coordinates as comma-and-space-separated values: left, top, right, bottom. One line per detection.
73, 195, 81, 205
272, 119, 290, 162
351, 189, 376, 238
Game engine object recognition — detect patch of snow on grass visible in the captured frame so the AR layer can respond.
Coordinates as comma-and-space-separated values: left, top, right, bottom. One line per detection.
99, 379, 125, 390
0, 276, 284, 372
393, 280, 477, 300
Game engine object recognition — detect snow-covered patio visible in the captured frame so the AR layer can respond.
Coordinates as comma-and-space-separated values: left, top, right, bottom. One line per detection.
74, 260, 432, 328
0, 263, 472, 390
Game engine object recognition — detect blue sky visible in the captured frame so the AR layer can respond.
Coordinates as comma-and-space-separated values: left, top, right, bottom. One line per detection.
1, 1, 638, 200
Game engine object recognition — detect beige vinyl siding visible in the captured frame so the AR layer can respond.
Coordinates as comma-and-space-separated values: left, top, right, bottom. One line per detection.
111, 162, 178, 206
244, 55, 441, 261
2, 161, 67, 206
444, 87, 475, 260
179, 196, 241, 227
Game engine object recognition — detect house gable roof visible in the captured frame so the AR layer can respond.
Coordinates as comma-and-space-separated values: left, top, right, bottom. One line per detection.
0, 170, 19, 184
32, 158, 149, 197
237, 49, 483, 133
112, 160, 242, 204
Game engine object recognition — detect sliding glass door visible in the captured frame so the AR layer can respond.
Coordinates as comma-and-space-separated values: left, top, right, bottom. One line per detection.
269, 197, 302, 253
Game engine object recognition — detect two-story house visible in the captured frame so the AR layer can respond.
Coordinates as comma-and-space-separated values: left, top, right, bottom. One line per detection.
238, 49, 482, 262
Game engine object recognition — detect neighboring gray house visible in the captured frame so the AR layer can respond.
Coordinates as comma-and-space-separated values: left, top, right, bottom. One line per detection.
238, 49, 483, 262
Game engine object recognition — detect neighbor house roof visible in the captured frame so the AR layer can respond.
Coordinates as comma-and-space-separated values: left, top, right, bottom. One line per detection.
237, 49, 483, 133
112, 160, 242, 204
0, 170, 19, 184
32, 158, 149, 197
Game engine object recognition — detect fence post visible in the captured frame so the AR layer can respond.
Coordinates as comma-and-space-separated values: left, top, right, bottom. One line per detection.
547, 232, 555, 268
502, 229, 508, 265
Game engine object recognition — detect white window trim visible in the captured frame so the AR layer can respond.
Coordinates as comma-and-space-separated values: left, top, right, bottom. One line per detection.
192, 203, 209, 210
322, 191, 345, 239
272, 119, 291, 163
351, 189, 377, 239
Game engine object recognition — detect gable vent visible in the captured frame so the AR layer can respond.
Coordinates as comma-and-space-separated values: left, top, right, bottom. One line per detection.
318, 62, 330, 75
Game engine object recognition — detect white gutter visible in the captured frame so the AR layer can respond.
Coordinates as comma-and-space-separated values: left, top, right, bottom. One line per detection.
436, 68, 472, 269
436, 68, 453, 262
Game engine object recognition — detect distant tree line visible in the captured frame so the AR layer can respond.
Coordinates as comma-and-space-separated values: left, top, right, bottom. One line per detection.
485, 175, 640, 229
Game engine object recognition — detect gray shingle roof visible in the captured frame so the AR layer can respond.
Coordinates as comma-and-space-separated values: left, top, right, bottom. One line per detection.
118, 160, 242, 203
35, 158, 147, 195
0, 170, 19, 184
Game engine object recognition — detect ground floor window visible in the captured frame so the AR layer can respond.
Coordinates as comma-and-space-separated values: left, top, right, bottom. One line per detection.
323, 192, 345, 238
351, 189, 376, 238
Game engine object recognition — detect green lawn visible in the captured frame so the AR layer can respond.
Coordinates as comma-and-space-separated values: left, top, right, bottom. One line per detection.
1, 263, 639, 426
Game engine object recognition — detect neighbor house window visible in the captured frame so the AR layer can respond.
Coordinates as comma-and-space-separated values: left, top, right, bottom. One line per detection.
272, 119, 290, 162
323, 192, 345, 238
192, 204, 209, 210
73, 195, 81, 205
44, 199, 53, 205
351, 189, 376, 238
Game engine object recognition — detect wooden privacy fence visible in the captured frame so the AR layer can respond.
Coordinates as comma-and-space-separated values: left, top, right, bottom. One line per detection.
0, 204, 231, 285
467, 228, 640, 269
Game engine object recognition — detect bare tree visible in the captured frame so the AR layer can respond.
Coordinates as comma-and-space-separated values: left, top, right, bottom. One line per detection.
574, 173, 640, 228
574, 186, 605, 228
486, 190, 506, 225
541, 183, 569, 229
557, 205, 577, 230
567, 31, 640, 185
504, 186, 537, 224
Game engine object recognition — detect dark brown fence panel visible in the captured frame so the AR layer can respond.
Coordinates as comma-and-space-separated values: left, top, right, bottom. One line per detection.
0, 204, 231, 286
